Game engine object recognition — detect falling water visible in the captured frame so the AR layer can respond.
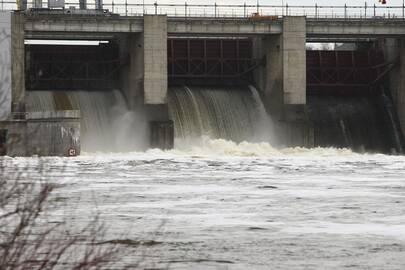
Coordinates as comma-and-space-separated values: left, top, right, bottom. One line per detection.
26, 90, 146, 152
168, 85, 273, 145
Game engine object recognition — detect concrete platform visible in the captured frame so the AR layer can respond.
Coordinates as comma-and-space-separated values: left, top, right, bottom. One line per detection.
0, 110, 80, 157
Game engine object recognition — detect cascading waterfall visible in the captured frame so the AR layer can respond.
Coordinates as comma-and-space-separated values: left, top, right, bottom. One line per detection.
26, 86, 274, 152
307, 95, 401, 154
26, 90, 146, 152
168, 85, 273, 145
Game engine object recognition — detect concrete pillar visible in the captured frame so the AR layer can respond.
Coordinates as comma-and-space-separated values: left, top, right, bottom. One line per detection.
119, 15, 172, 149
254, 16, 306, 116
381, 38, 405, 138
143, 15, 168, 105
252, 17, 310, 147
150, 121, 174, 150
120, 33, 144, 110
283, 16, 306, 105
0, 12, 12, 121
256, 35, 284, 119
0, 129, 6, 155
394, 38, 405, 136
11, 12, 25, 113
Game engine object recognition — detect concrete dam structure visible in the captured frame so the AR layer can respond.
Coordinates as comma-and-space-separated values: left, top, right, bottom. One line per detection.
1, 8, 405, 156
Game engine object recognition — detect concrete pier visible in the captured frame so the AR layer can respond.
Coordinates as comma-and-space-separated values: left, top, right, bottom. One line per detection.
0, 111, 80, 157
121, 33, 144, 109
150, 120, 174, 150
0, 11, 12, 121
283, 17, 306, 105
144, 15, 168, 105
253, 17, 310, 147
120, 15, 171, 150
384, 38, 405, 138
11, 12, 25, 111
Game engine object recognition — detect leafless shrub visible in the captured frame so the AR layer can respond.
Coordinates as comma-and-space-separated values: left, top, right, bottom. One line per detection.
0, 158, 124, 270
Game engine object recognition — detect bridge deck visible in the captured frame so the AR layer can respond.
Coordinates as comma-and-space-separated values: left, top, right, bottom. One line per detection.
24, 14, 405, 39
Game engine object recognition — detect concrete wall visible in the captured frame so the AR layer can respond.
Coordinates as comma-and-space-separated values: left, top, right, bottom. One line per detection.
385, 38, 405, 137
283, 16, 306, 105
0, 111, 81, 157
253, 17, 311, 147
120, 33, 144, 109
11, 12, 25, 110
143, 15, 168, 105
27, 111, 80, 156
0, 12, 11, 121
253, 35, 284, 119
254, 16, 306, 115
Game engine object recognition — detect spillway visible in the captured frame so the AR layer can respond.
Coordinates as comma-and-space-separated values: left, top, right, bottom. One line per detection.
26, 86, 273, 152
308, 94, 403, 154
26, 90, 145, 152
26, 86, 402, 154
168, 85, 273, 144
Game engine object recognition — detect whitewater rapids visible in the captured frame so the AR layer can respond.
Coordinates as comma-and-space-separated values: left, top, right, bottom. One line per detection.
3, 140, 405, 269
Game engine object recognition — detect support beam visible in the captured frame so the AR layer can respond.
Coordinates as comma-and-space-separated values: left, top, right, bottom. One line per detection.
395, 38, 405, 137
143, 15, 168, 105
150, 121, 174, 150
11, 12, 25, 114
0, 12, 12, 120
283, 16, 306, 105
120, 33, 144, 110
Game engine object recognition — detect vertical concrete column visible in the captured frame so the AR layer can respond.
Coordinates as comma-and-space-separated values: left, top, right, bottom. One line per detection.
282, 16, 306, 105
252, 17, 311, 148
150, 121, 174, 150
265, 35, 283, 117
120, 33, 144, 109
143, 15, 168, 105
396, 38, 405, 136
0, 12, 12, 121
11, 12, 25, 112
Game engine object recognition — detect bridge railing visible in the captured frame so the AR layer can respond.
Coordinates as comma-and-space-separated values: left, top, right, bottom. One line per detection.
1, 1, 405, 20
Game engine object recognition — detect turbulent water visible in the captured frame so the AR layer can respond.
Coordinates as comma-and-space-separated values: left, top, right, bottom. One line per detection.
27, 86, 273, 152
20, 88, 405, 269
3, 142, 405, 269
168, 85, 272, 143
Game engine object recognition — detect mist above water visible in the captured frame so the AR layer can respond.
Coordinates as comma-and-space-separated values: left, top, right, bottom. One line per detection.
168, 85, 275, 146
26, 90, 149, 152
27, 86, 278, 153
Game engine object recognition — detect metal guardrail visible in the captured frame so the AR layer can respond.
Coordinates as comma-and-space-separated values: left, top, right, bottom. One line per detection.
1, 1, 405, 19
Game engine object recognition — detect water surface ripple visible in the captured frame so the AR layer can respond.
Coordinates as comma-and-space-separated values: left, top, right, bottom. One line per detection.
4, 148, 405, 269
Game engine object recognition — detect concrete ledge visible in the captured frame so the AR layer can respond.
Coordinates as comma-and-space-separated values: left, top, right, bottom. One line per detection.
24, 15, 405, 37
27, 110, 80, 120
0, 110, 81, 157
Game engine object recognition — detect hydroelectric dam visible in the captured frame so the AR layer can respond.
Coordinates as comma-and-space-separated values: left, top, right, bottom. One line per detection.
1, 3, 405, 156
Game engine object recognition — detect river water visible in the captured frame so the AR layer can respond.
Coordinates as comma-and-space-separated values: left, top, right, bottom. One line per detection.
4, 139, 405, 269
